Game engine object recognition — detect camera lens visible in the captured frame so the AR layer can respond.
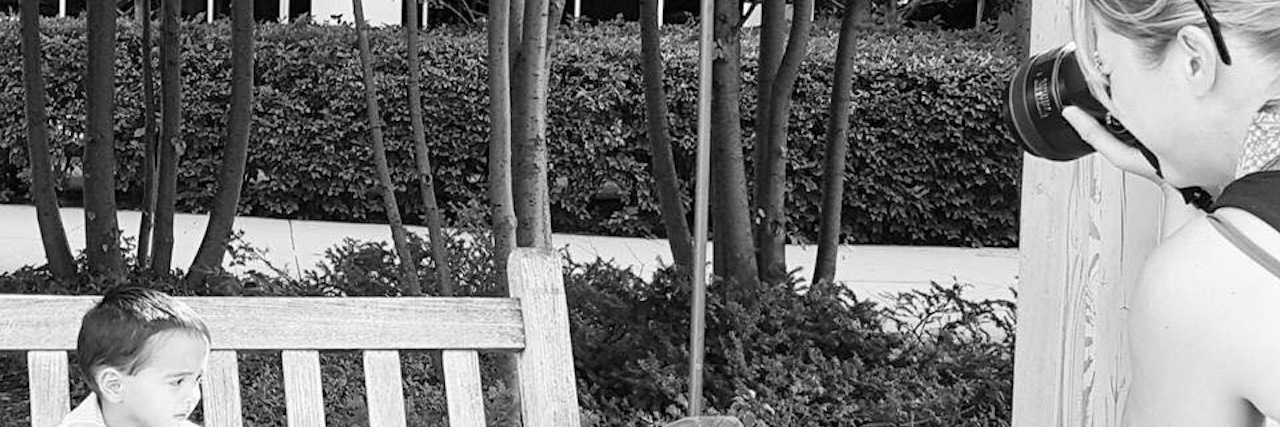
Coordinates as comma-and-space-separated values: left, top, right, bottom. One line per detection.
1004, 44, 1125, 161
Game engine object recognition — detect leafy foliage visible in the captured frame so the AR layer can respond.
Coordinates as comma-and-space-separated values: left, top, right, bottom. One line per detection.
0, 17, 1021, 247
1, 225, 1014, 426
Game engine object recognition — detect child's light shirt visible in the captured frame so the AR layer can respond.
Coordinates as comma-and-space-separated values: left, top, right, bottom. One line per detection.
54, 393, 106, 427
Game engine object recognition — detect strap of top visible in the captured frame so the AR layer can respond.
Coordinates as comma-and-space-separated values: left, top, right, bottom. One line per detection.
1206, 214, 1280, 279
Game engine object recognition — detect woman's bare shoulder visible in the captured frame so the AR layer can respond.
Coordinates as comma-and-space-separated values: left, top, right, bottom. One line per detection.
1133, 208, 1280, 414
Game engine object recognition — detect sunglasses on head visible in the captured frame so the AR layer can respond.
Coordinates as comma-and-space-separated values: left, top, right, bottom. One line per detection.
1191, 0, 1232, 65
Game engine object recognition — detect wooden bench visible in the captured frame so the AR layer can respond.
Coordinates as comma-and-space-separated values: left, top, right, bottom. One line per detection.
0, 248, 581, 427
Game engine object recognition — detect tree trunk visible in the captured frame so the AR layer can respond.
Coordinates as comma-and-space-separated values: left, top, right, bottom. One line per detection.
755, 0, 813, 284
751, 0, 782, 279
545, 0, 565, 57
187, 0, 253, 285
711, 0, 758, 291
152, 0, 181, 275
511, 0, 552, 249
885, 0, 899, 30
84, 0, 124, 279
488, 0, 517, 295
1015, 0, 1031, 58
639, 0, 693, 271
20, 0, 76, 281
813, 0, 859, 285
406, 0, 455, 296
137, 0, 159, 267
974, 0, 985, 27
509, 0, 524, 67
352, 0, 423, 296
852, 0, 871, 29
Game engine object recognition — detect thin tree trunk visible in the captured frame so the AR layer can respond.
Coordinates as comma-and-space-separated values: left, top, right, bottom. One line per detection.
511, 0, 552, 249
509, 0, 524, 67
187, 0, 253, 285
406, 0, 455, 296
352, 0, 423, 296
487, 2, 523, 425
814, 0, 859, 285
752, 0, 782, 216
751, 0, 782, 280
544, 0, 565, 57
85, 0, 124, 279
137, 0, 159, 267
639, 0, 693, 271
152, 0, 181, 275
712, 0, 758, 291
885, 0, 899, 30
21, 0, 76, 281
488, 0, 517, 295
974, 0, 985, 27
755, 0, 813, 284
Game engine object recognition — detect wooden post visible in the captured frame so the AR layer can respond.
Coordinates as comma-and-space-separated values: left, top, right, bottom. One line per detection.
573, 0, 580, 17
58, 0, 66, 17
657, 0, 664, 26
280, 0, 291, 22
1010, 0, 1164, 426
508, 249, 582, 427
208, 0, 215, 22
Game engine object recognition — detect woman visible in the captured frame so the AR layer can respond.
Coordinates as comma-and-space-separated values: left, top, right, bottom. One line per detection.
1060, 0, 1280, 425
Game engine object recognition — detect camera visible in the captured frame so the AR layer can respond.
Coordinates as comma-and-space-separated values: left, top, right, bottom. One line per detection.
1004, 44, 1139, 161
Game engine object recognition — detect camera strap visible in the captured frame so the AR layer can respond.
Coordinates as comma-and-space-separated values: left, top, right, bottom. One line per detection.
1207, 214, 1280, 279
1135, 143, 1215, 210
1206, 170, 1280, 279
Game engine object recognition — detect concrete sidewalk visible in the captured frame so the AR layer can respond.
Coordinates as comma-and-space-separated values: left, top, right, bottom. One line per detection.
0, 204, 1019, 302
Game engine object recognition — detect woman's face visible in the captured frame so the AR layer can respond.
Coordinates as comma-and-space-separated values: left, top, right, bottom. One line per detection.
1091, 21, 1240, 188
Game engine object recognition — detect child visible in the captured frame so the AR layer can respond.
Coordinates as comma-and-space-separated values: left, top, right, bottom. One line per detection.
57, 287, 211, 427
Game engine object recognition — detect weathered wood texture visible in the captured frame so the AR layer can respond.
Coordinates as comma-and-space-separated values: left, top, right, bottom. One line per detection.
0, 297, 524, 351
2, 249, 580, 427
510, 249, 583, 427
443, 350, 486, 427
1010, 1, 1163, 426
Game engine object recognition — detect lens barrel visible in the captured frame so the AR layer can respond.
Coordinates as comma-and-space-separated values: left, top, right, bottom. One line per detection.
1005, 45, 1123, 161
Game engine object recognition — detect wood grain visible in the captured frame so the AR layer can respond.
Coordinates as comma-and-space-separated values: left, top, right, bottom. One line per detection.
204, 350, 245, 427
1010, 2, 1164, 425
26, 351, 69, 427
0, 297, 524, 351
363, 350, 407, 427
509, 249, 582, 427
282, 350, 325, 427
443, 350, 485, 427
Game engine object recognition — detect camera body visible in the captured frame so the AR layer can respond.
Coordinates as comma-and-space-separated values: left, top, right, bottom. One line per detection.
1005, 44, 1139, 161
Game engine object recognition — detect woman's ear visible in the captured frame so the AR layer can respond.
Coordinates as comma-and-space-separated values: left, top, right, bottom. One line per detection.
95, 368, 127, 402
1175, 26, 1219, 96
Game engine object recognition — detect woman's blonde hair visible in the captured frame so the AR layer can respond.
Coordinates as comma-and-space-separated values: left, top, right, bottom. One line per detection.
1071, 0, 1280, 101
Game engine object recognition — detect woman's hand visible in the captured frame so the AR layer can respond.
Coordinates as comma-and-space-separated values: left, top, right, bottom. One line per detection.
1062, 106, 1163, 183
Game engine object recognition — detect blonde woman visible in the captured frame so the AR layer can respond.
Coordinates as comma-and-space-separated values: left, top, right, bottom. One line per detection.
1060, 0, 1280, 425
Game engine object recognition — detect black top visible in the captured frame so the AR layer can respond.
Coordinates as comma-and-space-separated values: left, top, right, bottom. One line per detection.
1211, 170, 1280, 233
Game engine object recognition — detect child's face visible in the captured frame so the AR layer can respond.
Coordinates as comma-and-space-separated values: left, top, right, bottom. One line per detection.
117, 331, 210, 427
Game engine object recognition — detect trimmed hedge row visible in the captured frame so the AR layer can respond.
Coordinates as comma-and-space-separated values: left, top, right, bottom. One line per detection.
0, 18, 1022, 246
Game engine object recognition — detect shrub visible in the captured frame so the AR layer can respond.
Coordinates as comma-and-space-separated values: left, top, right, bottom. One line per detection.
0, 18, 1022, 247
0, 228, 1014, 426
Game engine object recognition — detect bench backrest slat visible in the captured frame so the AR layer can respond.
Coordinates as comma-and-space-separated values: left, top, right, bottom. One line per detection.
282, 350, 325, 427
26, 351, 70, 427
204, 350, 244, 427
0, 297, 525, 351
442, 350, 485, 427
362, 350, 407, 427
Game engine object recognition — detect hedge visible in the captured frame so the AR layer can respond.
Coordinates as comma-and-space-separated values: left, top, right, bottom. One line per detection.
0, 228, 1015, 426
0, 17, 1023, 247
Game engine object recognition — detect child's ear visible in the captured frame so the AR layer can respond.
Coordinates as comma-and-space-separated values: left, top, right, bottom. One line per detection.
95, 368, 126, 402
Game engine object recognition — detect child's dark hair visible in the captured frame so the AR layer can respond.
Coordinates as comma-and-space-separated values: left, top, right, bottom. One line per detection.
76, 287, 210, 393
